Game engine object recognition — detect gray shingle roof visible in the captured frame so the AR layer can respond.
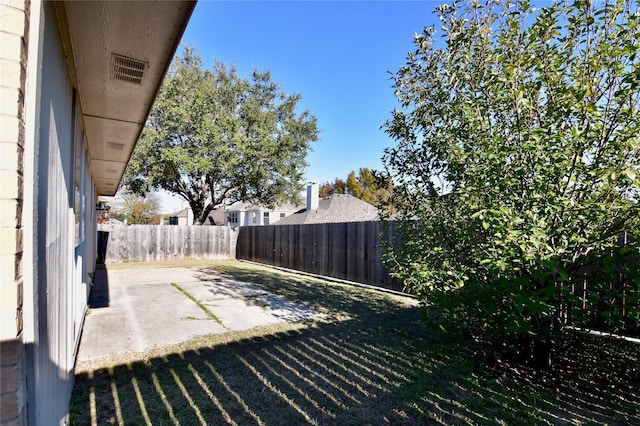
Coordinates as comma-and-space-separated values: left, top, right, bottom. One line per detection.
170, 207, 189, 218
204, 207, 225, 226
274, 194, 379, 225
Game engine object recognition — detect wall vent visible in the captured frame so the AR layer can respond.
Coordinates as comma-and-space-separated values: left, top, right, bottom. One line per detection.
105, 168, 119, 174
111, 53, 147, 85
106, 141, 125, 151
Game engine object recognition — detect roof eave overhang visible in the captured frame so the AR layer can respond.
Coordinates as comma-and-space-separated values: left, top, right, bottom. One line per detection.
53, 1, 196, 196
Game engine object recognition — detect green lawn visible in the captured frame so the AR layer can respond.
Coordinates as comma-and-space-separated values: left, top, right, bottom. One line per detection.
70, 260, 639, 425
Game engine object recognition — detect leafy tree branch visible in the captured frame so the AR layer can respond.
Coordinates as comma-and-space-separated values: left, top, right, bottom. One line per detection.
382, 0, 640, 369
124, 48, 319, 224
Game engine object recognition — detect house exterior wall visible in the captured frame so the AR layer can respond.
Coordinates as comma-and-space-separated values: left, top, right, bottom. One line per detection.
0, 0, 30, 423
169, 206, 194, 226
1, 1, 96, 424
224, 208, 296, 227
224, 210, 257, 227
264, 210, 289, 225
178, 215, 189, 226
31, 7, 76, 419
244, 211, 258, 226
28, 3, 93, 423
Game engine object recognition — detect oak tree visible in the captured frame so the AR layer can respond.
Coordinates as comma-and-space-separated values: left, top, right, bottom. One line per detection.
124, 48, 319, 224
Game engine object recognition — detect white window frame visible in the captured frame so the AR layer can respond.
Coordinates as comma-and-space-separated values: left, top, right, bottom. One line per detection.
228, 211, 238, 224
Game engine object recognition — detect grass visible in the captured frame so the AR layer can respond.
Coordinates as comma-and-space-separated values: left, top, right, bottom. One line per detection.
70, 260, 640, 425
170, 282, 225, 326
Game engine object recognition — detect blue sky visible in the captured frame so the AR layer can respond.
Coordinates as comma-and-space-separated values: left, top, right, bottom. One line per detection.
160, 0, 441, 212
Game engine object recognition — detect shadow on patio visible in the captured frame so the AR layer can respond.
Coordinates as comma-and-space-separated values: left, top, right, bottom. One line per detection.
69, 261, 640, 425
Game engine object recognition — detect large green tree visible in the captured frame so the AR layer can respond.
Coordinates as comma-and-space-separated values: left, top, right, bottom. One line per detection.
124, 48, 319, 224
382, 0, 640, 367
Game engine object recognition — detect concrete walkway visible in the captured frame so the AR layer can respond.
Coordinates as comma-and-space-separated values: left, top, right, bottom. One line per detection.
76, 267, 323, 366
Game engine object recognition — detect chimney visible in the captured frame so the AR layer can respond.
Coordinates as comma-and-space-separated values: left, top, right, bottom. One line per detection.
306, 182, 319, 211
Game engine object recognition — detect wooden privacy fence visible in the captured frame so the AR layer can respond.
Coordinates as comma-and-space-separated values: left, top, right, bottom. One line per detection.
99, 224, 237, 263
236, 222, 405, 292
98, 222, 637, 334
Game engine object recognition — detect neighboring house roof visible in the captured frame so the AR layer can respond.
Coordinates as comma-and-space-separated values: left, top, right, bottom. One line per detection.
204, 208, 225, 226
225, 202, 260, 212
170, 207, 189, 218
274, 194, 379, 225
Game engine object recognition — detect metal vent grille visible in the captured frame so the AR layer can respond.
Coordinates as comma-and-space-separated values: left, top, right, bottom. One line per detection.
105, 168, 119, 174
106, 141, 125, 151
111, 54, 147, 85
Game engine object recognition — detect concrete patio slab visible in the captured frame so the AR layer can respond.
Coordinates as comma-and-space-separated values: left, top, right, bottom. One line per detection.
75, 267, 323, 365
206, 297, 282, 331
178, 278, 269, 300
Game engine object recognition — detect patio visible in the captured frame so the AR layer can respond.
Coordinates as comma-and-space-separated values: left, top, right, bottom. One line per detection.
76, 265, 325, 369
70, 260, 640, 425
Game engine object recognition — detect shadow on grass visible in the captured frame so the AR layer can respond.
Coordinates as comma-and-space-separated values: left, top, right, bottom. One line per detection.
70, 261, 639, 425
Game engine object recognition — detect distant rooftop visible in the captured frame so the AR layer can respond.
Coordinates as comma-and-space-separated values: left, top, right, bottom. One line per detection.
274, 194, 379, 225
204, 207, 225, 226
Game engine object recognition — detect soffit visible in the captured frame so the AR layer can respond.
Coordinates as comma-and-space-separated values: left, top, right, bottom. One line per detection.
55, 1, 196, 196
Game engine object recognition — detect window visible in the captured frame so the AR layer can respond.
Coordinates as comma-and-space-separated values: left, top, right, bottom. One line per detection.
228, 212, 238, 224
73, 92, 84, 249
280, 213, 285, 218
264, 212, 270, 225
